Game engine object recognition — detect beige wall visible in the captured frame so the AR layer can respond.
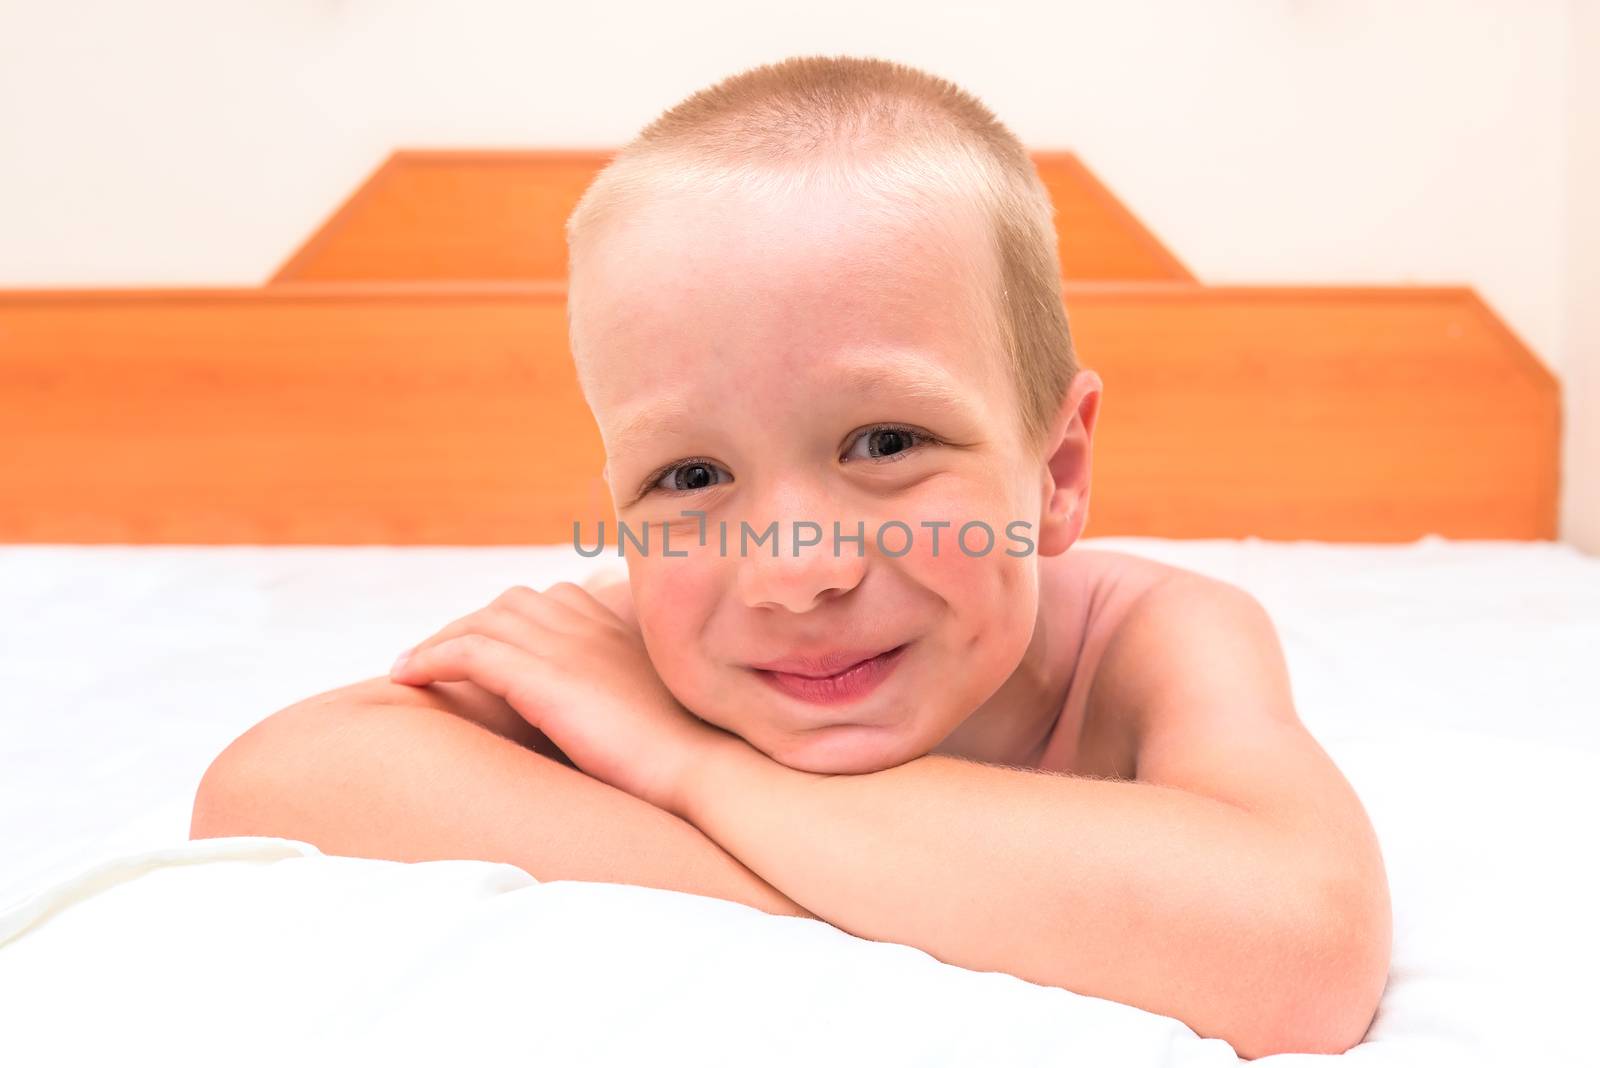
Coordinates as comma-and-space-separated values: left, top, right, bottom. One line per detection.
0, 0, 1590, 546
1563, 0, 1600, 552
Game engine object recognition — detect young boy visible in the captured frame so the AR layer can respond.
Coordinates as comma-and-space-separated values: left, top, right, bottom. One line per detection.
191, 56, 1391, 1058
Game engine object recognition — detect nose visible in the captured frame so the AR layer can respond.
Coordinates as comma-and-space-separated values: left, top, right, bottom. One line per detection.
735, 517, 869, 613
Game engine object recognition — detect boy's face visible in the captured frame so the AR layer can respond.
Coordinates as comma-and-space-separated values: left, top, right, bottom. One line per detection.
570, 178, 1065, 774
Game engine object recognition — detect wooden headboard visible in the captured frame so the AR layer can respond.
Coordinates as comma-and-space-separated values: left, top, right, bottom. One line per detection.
0, 281, 1558, 544
270, 150, 1193, 285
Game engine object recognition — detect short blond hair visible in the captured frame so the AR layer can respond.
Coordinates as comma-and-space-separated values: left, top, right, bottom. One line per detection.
566, 54, 1077, 450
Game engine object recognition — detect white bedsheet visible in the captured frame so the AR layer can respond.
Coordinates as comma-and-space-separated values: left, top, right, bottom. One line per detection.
1, 536, 1596, 1065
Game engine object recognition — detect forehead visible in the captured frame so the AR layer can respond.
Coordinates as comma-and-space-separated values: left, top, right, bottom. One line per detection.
570, 176, 1008, 429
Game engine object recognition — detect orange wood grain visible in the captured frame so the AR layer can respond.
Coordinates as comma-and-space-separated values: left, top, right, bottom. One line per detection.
270, 150, 1193, 284
1036, 155, 1193, 282
0, 283, 609, 545
1071, 285, 1560, 540
0, 283, 1556, 544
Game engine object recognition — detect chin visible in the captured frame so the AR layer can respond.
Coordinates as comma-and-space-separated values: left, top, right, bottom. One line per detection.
764, 722, 929, 776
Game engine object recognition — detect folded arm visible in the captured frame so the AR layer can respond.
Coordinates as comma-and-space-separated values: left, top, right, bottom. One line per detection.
671, 575, 1392, 1059
191, 676, 814, 920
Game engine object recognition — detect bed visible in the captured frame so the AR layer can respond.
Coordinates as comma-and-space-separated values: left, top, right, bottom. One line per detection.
0, 536, 1595, 1066
0, 151, 1590, 1065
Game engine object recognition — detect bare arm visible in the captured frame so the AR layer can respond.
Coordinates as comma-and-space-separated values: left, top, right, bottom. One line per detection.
190, 677, 815, 920
670, 575, 1391, 1058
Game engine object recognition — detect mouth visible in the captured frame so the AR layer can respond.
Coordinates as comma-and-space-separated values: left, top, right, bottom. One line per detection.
750, 644, 909, 705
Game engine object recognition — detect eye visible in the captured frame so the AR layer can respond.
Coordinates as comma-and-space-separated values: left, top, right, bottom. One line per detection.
842, 424, 935, 464
649, 458, 733, 495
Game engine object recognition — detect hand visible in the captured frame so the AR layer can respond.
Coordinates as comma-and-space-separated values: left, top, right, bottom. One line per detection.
387, 581, 731, 816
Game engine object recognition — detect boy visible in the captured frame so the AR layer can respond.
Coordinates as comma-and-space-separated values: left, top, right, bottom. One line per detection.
191, 56, 1391, 1058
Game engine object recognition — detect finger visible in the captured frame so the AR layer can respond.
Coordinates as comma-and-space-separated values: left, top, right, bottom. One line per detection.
495, 583, 616, 630
574, 567, 640, 632
392, 603, 557, 678
389, 633, 542, 708
486, 579, 621, 633
540, 580, 626, 626
392, 581, 627, 680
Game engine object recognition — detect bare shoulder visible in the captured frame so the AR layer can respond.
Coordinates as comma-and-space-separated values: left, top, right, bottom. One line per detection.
1044, 547, 1221, 700
1084, 557, 1295, 732
1075, 557, 1315, 807
1051, 547, 1196, 605
1075, 559, 1363, 824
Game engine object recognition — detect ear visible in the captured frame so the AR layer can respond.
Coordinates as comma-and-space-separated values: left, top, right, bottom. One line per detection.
1035, 369, 1103, 557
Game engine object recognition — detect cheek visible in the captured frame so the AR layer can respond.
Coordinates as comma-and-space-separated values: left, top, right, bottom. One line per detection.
629, 558, 717, 685
919, 538, 1036, 643
889, 489, 1040, 664
889, 472, 1036, 597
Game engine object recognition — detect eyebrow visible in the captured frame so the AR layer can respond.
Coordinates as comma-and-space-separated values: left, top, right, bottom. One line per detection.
835, 358, 974, 411
605, 355, 976, 459
608, 394, 697, 456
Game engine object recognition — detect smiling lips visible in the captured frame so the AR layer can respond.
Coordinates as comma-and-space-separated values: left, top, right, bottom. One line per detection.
750, 644, 909, 705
